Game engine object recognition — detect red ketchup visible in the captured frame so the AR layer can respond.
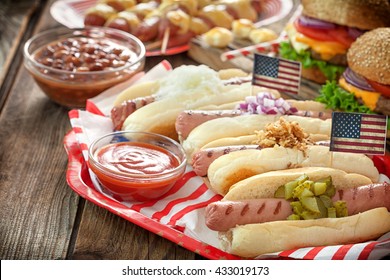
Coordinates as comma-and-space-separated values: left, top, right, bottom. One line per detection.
89, 142, 183, 201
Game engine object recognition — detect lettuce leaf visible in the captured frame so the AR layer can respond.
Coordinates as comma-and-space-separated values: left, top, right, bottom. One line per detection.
315, 81, 374, 113
316, 82, 390, 130
279, 42, 345, 81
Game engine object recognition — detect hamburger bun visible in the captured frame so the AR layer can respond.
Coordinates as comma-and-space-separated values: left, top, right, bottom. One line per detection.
347, 28, 390, 85
301, 0, 390, 30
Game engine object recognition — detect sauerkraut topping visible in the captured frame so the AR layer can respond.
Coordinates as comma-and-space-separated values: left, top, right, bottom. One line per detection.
253, 117, 314, 151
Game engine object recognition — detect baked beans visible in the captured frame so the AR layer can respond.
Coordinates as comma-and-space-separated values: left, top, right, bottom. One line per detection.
33, 37, 135, 72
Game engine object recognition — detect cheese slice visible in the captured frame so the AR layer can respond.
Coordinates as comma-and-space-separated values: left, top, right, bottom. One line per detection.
295, 33, 347, 60
339, 77, 380, 110
285, 23, 310, 53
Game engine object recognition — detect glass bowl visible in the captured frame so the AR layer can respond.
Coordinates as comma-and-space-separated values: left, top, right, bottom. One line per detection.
23, 26, 145, 108
88, 131, 187, 202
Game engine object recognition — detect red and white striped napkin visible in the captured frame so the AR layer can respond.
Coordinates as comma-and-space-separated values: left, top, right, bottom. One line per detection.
67, 60, 390, 260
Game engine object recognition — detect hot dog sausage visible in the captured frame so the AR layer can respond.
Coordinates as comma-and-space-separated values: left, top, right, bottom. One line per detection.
84, 4, 117, 26
336, 182, 390, 215
176, 110, 241, 140
176, 107, 331, 141
135, 15, 161, 41
100, 0, 136, 12
205, 199, 293, 231
105, 10, 141, 33
192, 144, 260, 176
205, 182, 390, 231
292, 110, 332, 120
193, 141, 331, 177
111, 95, 155, 130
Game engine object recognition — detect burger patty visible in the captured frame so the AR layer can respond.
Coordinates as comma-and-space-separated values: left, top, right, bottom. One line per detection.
376, 95, 390, 116
310, 50, 347, 66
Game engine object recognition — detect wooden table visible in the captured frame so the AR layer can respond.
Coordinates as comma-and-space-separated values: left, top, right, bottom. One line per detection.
1, 0, 384, 260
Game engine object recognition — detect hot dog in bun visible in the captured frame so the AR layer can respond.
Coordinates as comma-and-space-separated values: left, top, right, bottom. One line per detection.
110, 65, 259, 139
204, 167, 390, 258
206, 117, 379, 196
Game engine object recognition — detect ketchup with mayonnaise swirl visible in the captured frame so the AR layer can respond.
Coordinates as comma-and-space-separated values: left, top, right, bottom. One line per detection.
95, 142, 180, 175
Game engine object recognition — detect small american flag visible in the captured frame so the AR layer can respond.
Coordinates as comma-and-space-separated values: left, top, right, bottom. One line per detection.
252, 54, 301, 95
330, 112, 387, 155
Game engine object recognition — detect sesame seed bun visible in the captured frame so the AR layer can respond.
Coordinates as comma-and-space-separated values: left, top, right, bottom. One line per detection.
301, 0, 390, 30
347, 28, 390, 85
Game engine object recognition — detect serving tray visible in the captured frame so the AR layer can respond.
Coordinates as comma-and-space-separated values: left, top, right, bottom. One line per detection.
51, 0, 293, 57
64, 61, 390, 260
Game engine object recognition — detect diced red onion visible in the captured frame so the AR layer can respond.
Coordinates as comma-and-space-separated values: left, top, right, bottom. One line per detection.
343, 68, 373, 91
298, 15, 336, 30
235, 92, 298, 115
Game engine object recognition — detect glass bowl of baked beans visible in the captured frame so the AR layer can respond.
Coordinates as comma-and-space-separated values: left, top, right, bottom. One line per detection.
23, 26, 145, 108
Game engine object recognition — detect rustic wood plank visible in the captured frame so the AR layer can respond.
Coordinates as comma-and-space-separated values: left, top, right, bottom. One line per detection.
0, 0, 40, 110
71, 201, 195, 259
0, 0, 80, 259
0, 70, 79, 259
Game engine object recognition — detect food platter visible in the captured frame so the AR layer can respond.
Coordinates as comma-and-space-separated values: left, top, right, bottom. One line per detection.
50, 0, 293, 56
65, 61, 390, 260
65, 120, 390, 260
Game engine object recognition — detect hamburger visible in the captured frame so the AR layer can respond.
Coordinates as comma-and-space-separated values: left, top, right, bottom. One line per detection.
279, 0, 390, 84
315, 28, 390, 132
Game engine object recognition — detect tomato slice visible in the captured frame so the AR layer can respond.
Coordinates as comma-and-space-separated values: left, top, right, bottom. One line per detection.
372, 155, 390, 178
366, 79, 390, 98
326, 27, 354, 48
294, 20, 353, 48
294, 20, 334, 41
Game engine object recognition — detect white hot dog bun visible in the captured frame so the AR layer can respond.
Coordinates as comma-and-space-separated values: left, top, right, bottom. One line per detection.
182, 115, 332, 159
209, 145, 379, 196
219, 207, 390, 258
119, 64, 282, 140
222, 166, 374, 201
122, 82, 259, 140
114, 80, 159, 107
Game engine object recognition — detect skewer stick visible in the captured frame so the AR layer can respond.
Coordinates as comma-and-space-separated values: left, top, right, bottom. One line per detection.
145, 40, 163, 51
161, 28, 170, 55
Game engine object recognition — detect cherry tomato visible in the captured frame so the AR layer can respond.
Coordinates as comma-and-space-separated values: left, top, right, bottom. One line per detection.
372, 155, 390, 178
366, 79, 390, 98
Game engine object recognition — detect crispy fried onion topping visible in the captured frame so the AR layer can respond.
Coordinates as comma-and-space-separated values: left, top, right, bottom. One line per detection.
253, 117, 314, 151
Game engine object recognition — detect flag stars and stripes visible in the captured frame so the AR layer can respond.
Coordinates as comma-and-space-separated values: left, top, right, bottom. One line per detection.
332, 113, 362, 138
252, 53, 301, 95
330, 112, 387, 155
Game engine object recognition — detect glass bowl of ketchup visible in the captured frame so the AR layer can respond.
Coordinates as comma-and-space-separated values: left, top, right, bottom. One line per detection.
23, 26, 145, 108
88, 131, 187, 202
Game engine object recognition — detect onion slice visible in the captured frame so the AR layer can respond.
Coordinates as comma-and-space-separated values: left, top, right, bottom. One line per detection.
297, 15, 336, 30
348, 27, 365, 40
343, 68, 374, 91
